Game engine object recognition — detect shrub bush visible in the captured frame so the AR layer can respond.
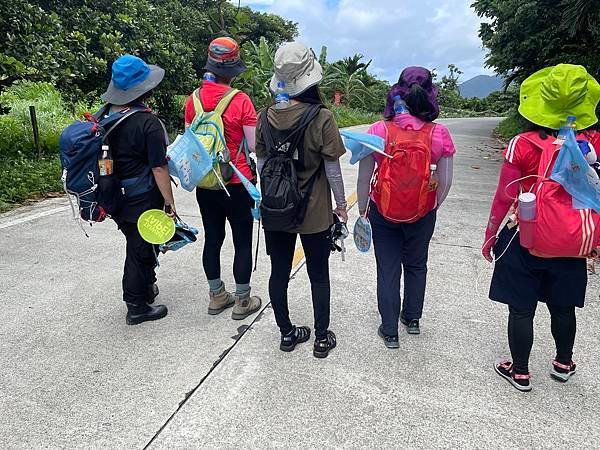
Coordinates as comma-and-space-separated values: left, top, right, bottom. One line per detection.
329, 105, 381, 128
0, 81, 103, 160
0, 157, 63, 211
496, 110, 527, 140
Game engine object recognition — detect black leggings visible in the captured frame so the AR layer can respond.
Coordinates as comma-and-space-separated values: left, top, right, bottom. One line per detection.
265, 230, 331, 339
508, 303, 576, 374
196, 184, 254, 284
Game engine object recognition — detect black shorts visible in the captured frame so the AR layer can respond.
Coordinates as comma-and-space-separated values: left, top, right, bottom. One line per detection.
489, 226, 588, 309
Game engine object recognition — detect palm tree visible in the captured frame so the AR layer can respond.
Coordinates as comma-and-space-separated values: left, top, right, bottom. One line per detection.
323, 54, 375, 106
339, 54, 372, 75
561, 0, 599, 37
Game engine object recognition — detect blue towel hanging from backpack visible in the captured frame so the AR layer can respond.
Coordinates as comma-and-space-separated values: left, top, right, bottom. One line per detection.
551, 130, 600, 213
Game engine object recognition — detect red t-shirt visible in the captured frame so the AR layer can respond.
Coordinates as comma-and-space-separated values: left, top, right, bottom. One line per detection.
502, 130, 600, 192
185, 81, 257, 184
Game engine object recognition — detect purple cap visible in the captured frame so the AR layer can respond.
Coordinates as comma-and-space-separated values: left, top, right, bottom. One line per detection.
384, 67, 440, 122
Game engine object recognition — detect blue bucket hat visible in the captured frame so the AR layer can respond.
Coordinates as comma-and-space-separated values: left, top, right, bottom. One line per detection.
101, 55, 165, 105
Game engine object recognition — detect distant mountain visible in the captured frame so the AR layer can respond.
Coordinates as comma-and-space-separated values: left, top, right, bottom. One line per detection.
459, 75, 504, 99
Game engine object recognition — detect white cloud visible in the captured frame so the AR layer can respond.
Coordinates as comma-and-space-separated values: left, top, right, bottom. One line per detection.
236, 0, 493, 83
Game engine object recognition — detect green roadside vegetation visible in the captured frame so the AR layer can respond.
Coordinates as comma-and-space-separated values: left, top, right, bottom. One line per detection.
0, 0, 517, 210
472, 0, 600, 141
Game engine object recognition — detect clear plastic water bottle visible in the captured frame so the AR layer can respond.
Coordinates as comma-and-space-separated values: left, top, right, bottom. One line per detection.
274, 81, 290, 110
203, 72, 216, 83
98, 145, 113, 176
557, 115, 577, 140
393, 95, 409, 115
428, 164, 439, 191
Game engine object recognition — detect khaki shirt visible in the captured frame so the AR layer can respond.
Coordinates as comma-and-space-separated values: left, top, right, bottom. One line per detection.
256, 103, 346, 234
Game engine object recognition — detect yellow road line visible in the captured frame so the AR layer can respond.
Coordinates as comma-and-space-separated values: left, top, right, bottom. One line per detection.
291, 191, 358, 270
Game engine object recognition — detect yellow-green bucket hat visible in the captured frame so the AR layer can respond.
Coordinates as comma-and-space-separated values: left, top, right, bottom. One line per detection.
518, 64, 600, 130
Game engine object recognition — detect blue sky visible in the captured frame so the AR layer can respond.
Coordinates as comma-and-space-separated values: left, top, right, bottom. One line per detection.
235, 0, 493, 83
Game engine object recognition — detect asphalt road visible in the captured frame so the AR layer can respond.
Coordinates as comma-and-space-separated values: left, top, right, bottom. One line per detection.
1, 118, 599, 449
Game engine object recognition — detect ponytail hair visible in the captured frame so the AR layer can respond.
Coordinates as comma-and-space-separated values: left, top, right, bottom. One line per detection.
291, 85, 326, 105
405, 83, 436, 122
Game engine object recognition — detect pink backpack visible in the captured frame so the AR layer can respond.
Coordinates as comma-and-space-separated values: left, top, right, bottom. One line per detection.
519, 132, 599, 258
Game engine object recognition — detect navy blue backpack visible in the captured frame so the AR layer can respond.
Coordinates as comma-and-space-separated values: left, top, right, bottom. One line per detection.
59, 106, 147, 223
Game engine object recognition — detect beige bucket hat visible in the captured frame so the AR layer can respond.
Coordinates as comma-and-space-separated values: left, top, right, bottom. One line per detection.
270, 42, 323, 97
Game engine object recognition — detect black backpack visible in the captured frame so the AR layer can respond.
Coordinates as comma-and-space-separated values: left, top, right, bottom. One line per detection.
259, 104, 323, 232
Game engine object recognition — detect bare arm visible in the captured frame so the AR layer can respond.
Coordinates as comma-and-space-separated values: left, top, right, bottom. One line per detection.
357, 155, 376, 216
152, 165, 176, 215
243, 125, 256, 153
436, 156, 454, 207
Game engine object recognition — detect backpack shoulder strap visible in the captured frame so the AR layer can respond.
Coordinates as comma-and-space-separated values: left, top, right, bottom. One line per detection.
282, 104, 323, 155
260, 108, 278, 155
100, 107, 148, 142
260, 104, 324, 157
214, 88, 240, 116
192, 88, 204, 115
418, 122, 436, 147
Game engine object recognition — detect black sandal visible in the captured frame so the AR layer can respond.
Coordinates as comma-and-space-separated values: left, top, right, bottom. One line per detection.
313, 330, 337, 358
280, 326, 311, 352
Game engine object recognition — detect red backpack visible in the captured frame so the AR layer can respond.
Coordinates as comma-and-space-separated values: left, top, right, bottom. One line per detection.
519, 132, 599, 258
371, 122, 437, 223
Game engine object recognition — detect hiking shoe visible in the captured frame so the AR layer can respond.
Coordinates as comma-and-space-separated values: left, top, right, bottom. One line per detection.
313, 330, 337, 359
126, 303, 168, 325
231, 291, 262, 320
550, 360, 577, 382
401, 316, 420, 335
378, 325, 399, 349
207, 287, 235, 315
147, 283, 159, 305
280, 326, 311, 352
494, 359, 532, 392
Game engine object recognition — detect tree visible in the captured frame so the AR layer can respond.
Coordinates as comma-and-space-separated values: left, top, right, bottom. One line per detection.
435, 64, 464, 109
562, 0, 600, 38
322, 54, 376, 106
472, 0, 600, 83
0, 0, 298, 127
235, 37, 276, 110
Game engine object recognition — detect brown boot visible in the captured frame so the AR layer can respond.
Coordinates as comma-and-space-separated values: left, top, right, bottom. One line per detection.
231, 290, 262, 320
208, 287, 235, 315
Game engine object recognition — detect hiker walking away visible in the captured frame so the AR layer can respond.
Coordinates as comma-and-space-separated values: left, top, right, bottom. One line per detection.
357, 67, 455, 348
482, 64, 600, 392
257, 42, 347, 358
100, 55, 174, 325
184, 37, 261, 320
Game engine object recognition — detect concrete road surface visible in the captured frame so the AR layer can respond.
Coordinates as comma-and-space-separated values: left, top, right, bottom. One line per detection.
1, 118, 599, 449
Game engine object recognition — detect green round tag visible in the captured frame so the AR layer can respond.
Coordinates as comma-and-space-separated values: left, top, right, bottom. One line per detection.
137, 209, 176, 244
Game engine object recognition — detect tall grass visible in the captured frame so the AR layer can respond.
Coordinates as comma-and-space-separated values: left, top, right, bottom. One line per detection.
0, 81, 101, 159
0, 82, 103, 209
329, 105, 381, 128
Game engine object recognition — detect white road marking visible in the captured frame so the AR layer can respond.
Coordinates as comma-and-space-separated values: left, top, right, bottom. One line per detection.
0, 206, 70, 230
